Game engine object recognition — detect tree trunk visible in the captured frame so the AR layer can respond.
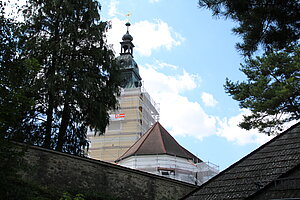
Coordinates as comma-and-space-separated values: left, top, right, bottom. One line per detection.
44, 17, 60, 149
44, 93, 54, 149
56, 94, 70, 152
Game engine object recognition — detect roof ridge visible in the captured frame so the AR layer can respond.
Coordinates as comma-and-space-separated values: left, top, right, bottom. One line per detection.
136, 122, 159, 153
116, 122, 202, 163
160, 125, 190, 155
115, 122, 158, 162
178, 142, 200, 162
157, 122, 167, 153
158, 123, 201, 162
181, 122, 300, 200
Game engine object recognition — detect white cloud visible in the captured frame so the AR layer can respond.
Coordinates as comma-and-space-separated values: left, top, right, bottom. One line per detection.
104, 5, 273, 146
4, 0, 274, 146
149, 0, 160, 3
160, 93, 217, 139
132, 19, 184, 56
140, 64, 216, 139
108, 0, 119, 17
140, 64, 275, 145
154, 60, 178, 70
142, 64, 198, 94
216, 109, 273, 145
106, 18, 185, 56
201, 92, 218, 107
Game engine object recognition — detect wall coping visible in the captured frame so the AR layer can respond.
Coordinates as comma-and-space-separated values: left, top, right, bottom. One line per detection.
17, 142, 197, 188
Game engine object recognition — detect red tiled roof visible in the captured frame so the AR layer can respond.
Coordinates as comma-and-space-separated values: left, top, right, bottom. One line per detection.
115, 122, 202, 163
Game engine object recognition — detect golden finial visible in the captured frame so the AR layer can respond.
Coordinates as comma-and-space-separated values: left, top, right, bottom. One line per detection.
125, 12, 132, 23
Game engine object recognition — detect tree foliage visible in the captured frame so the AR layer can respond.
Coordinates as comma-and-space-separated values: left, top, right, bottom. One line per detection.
0, 1, 41, 142
198, 0, 300, 56
198, 0, 300, 134
224, 44, 300, 134
1, 0, 120, 155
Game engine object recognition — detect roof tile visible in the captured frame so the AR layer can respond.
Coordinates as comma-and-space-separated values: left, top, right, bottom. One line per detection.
184, 122, 300, 200
115, 122, 202, 163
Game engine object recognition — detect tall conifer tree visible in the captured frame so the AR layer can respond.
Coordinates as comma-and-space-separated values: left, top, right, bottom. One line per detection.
225, 45, 300, 134
0, 1, 41, 142
198, 0, 300, 134
1, 0, 120, 155
198, 0, 300, 56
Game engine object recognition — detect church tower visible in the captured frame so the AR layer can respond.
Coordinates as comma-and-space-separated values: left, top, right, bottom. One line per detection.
117, 22, 142, 88
88, 22, 159, 162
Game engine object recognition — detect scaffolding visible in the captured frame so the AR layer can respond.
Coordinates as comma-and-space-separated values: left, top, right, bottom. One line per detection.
196, 161, 219, 184
118, 154, 219, 185
88, 87, 159, 162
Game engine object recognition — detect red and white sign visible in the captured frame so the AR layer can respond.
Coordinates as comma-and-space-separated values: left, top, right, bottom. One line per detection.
115, 113, 125, 119
110, 113, 125, 121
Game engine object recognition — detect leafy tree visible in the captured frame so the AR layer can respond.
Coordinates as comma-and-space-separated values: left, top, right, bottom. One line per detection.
198, 0, 300, 56
1, 3, 43, 198
1, 0, 120, 155
224, 44, 300, 134
0, 1, 41, 143
20, 0, 120, 154
60, 193, 86, 200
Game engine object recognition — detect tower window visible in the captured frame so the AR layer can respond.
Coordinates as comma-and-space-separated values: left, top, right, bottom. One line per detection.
161, 171, 169, 176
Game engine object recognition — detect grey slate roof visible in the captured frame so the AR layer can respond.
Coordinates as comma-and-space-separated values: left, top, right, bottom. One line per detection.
184, 122, 300, 200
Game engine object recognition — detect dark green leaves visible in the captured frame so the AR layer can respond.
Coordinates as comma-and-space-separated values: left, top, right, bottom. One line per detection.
1, 0, 121, 155
198, 0, 300, 56
224, 45, 300, 134
199, 0, 300, 134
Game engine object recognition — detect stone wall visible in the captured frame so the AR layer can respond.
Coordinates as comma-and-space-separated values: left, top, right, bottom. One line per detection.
19, 144, 197, 200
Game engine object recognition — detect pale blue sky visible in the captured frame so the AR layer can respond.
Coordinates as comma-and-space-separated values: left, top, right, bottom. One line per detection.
101, 0, 275, 170
4, 0, 274, 170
